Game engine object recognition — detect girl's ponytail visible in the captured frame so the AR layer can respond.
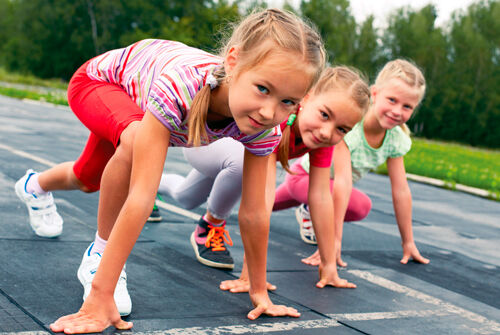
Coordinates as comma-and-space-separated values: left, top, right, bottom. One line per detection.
400, 123, 411, 136
187, 84, 212, 146
277, 113, 297, 173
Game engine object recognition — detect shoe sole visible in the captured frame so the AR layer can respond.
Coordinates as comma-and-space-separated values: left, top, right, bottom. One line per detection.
77, 256, 132, 316
295, 208, 317, 245
14, 180, 61, 238
146, 216, 162, 222
190, 231, 234, 269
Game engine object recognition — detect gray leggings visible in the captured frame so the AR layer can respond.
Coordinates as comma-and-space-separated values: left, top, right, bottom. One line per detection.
158, 138, 244, 220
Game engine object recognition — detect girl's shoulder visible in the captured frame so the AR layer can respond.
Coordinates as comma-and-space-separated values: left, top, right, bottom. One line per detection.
343, 121, 365, 150
386, 126, 412, 157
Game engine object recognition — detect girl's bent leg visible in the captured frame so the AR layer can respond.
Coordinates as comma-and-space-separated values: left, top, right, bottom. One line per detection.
185, 137, 244, 219
38, 161, 92, 192
273, 160, 310, 211
97, 122, 141, 239
344, 187, 372, 222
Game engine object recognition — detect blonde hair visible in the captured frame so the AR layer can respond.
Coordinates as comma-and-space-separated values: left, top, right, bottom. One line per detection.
278, 66, 370, 172
374, 59, 426, 135
188, 8, 326, 146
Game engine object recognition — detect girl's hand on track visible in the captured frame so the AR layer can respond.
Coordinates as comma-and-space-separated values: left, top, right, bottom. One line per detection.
50, 293, 132, 334
220, 278, 276, 293
247, 291, 300, 320
316, 263, 356, 289
301, 249, 321, 266
401, 241, 430, 264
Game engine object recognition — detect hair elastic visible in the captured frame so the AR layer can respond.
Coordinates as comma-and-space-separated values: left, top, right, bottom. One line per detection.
286, 113, 297, 126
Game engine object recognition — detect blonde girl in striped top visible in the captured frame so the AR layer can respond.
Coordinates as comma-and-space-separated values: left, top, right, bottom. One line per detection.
20, 8, 327, 333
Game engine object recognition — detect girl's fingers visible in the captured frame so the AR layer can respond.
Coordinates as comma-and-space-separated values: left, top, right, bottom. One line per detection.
220, 279, 246, 291
248, 305, 300, 320
400, 255, 410, 264
63, 323, 102, 334
230, 285, 250, 293
247, 305, 267, 320
301, 257, 320, 266
316, 279, 327, 288
316, 278, 357, 289
114, 319, 133, 330
220, 279, 275, 293
267, 282, 277, 291
337, 258, 348, 267
413, 253, 430, 264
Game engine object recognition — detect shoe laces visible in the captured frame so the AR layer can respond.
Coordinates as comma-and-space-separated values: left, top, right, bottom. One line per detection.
205, 225, 233, 251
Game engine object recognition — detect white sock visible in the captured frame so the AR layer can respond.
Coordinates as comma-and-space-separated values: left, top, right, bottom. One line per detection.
26, 173, 48, 195
91, 232, 107, 255
203, 214, 225, 227
158, 173, 185, 196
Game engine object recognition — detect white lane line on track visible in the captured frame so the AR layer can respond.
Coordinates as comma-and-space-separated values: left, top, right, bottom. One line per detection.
0, 143, 56, 168
349, 270, 500, 334
127, 319, 341, 335
155, 199, 201, 221
329, 309, 451, 321
0, 143, 198, 219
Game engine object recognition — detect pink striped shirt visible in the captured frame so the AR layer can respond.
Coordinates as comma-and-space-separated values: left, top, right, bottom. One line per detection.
86, 39, 281, 156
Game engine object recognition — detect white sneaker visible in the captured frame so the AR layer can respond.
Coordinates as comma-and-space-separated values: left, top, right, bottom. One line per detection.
77, 243, 132, 316
295, 204, 317, 245
15, 169, 63, 238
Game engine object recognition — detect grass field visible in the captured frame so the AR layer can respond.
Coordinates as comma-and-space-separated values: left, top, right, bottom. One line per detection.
0, 70, 498, 199
377, 139, 499, 199
0, 67, 67, 90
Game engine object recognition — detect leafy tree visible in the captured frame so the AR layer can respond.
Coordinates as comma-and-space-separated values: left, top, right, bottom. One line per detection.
446, 0, 499, 147
300, 0, 357, 65
351, 15, 382, 77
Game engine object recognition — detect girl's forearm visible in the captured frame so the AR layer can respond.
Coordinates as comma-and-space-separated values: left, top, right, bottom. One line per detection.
238, 212, 269, 293
91, 196, 153, 294
309, 195, 336, 265
332, 179, 351, 242
393, 188, 414, 244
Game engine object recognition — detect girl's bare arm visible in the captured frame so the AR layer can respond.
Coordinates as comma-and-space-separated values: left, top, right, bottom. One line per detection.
387, 156, 429, 264
239, 150, 299, 319
50, 111, 170, 334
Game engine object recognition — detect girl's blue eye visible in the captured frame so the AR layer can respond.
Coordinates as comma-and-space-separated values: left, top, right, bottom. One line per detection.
321, 111, 329, 119
338, 127, 347, 134
388, 97, 396, 103
282, 99, 295, 106
257, 85, 269, 94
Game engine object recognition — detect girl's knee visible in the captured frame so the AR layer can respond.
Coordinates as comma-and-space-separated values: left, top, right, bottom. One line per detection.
73, 174, 97, 193
115, 122, 140, 164
351, 196, 372, 221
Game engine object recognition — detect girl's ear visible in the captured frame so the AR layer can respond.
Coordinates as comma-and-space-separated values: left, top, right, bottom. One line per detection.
225, 46, 240, 76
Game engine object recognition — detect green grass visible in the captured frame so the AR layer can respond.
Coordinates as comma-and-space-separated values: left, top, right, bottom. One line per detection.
0, 67, 68, 90
376, 138, 500, 199
0, 86, 68, 106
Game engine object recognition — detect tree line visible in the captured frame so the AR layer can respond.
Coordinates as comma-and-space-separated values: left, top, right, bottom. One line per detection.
0, 0, 498, 148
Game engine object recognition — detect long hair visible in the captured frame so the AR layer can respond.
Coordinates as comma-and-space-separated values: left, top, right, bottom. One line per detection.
278, 66, 370, 172
187, 8, 326, 146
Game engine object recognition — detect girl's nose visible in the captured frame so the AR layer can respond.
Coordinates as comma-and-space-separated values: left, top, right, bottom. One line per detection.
259, 103, 276, 121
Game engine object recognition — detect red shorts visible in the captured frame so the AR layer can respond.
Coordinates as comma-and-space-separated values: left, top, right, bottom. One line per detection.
69, 61, 144, 191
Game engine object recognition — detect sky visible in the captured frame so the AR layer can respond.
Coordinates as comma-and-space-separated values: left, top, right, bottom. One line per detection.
266, 0, 478, 27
